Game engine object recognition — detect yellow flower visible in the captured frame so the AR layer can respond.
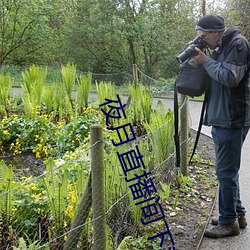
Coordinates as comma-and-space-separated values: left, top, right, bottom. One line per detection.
14, 149, 22, 155
3, 130, 9, 135
65, 205, 74, 218
12, 207, 17, 212
26, 183, 37, 191
67, 189, 77, 204
71, 195, 76, 204
42, 147, 49, 157
32, 193, 42, 201
21, 176, 32, 181
36, 152, 41, 159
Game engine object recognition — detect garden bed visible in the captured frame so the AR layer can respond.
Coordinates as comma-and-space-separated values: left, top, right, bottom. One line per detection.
0, 130, 217, 250
0, 65, 217, 249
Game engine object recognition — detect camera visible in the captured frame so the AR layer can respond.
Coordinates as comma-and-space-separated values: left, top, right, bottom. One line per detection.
176, 36, 208, 63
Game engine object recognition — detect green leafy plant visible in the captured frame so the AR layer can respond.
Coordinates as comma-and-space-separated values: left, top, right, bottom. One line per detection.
51, 81, 74, 122
0, 161, 17, 248
145, 100, 174, 164
42, 159, 69, 247
130, 84, 152, 123
52, 83, 66, 121
159, 182, 171, 201
76, 72, 92, 111
43, 84, 55, 114
12, 176, 49, 241
172, 190, 180, 210
60, 62, 76, 103
96, 81, 116, 107
0, 73, 12, 117
96, 81, 117, 127
13, 236, 43, 250
0, 161, 15, 222
117, 235, 163, 250
128, 83, 153, 136
21, 65, 47, 118
0, 109, 100, 158
178, 173, 191, 189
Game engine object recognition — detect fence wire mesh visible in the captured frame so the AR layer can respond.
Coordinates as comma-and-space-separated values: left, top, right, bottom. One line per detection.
0, 66, 190, 249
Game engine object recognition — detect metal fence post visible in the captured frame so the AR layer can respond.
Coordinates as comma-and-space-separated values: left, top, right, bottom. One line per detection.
180, 94, 189, 176
91, 124, 106, 250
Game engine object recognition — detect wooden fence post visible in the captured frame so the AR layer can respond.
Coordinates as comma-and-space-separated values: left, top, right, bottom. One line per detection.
133, 64, 138, 85
63, 174, 92, 250
91, 124, 106, 250
126, 64, 138, 108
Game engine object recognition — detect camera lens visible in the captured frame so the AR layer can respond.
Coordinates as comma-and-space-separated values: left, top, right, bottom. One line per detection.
176, 36, 208, 63
176, 45, 198, 63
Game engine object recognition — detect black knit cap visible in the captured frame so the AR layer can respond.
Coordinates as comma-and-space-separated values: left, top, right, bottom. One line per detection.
195, 15, 225, 32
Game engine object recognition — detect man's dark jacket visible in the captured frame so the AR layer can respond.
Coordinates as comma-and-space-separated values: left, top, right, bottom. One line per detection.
203, 26, 250, 128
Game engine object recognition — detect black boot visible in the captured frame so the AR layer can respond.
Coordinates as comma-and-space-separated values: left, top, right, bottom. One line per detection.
211, 214, 247, 229
204, 222, 240, 238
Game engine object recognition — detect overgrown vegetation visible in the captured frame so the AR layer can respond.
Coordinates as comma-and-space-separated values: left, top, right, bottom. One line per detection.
0, 65, 177, 249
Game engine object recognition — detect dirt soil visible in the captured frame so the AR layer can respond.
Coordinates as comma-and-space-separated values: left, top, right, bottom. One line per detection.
0, 152, 45, 180
160, 130, 217, 250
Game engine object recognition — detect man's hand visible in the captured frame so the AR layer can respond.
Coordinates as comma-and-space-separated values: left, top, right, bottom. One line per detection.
192, 47, 207, 64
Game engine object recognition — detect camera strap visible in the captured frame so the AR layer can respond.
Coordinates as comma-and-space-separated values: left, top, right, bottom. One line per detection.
174, 82, 181, 168
189, 91, 208, 164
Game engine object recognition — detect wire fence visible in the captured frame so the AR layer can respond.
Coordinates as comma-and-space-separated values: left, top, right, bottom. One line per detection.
0, 66, 190, 249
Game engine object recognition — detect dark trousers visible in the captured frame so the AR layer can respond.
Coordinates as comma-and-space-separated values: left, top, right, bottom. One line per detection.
211, 126, 249, 225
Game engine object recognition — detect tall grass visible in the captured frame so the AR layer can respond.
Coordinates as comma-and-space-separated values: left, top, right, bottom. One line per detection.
43, 84, 56, 114
0, 73, 12, 116
129, 83, 152, 124
145, 100, 175, 164
0, 161, 14, 222
96, 81, 118, 127
52, 82, 73, 122
61, 63, 76, 102
21, 65, 47, 118
96, 81, 116, 107
76, 72, 92, 112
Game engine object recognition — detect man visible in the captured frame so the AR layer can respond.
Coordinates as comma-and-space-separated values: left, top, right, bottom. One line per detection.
192, 15, 250, 238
